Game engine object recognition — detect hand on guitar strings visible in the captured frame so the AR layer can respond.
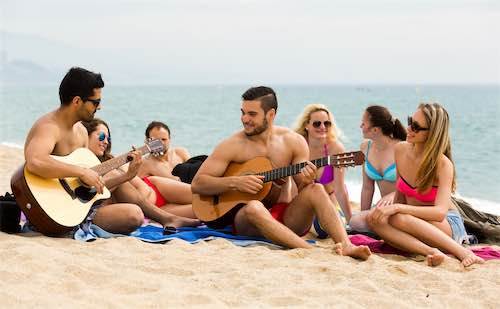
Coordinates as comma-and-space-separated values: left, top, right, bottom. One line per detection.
232, 175, 265, 194
125, 146, 143, 180
80, 168, 105, 194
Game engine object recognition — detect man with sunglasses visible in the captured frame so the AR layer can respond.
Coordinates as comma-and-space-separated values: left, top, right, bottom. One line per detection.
192, 86, 371, 260
21, 67, 144, 234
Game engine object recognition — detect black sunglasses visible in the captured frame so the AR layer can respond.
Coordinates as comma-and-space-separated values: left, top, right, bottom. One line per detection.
312, 120, 332, 129
82, 97, 101, 107
407, 116, 429, 133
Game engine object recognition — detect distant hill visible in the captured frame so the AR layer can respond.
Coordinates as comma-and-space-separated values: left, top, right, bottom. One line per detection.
0, 59, 58, 84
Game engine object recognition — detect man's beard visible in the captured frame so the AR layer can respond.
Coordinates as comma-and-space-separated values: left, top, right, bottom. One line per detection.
80, 110, 95, 122
244, 118, 269, 136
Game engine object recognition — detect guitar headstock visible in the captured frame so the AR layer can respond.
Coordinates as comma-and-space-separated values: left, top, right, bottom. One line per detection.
145, 138, 165, 156
331, 151, 365, 168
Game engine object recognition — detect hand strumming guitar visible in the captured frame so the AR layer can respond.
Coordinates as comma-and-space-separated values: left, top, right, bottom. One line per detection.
230, 175, 265, 194
79, 168, 105, 194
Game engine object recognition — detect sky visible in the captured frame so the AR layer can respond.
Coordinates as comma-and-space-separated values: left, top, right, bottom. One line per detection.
1, 0, 499, 84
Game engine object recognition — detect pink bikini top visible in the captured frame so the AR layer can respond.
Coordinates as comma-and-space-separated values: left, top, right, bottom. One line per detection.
397, 176, 438, 203
315, 144, 334, 185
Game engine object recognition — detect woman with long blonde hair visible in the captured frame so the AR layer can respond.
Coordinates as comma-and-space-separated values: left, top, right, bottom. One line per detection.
294, 103, 351, 221
367, 103, 483, 267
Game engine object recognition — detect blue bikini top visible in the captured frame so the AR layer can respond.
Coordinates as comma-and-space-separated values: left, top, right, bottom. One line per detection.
364, 140, 397, 182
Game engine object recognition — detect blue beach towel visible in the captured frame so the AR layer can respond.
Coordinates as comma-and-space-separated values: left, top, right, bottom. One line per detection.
73, 224, 314, 248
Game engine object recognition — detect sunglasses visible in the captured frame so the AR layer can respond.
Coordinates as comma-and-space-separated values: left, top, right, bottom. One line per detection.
312, 120, 332, 129
82, 97, 101, 107
407, 116, 429, 133
98, 131, 111, 143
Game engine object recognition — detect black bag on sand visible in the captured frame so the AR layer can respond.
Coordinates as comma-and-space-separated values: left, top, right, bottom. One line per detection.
0, 192, 22, 233
452, 196, 500, 245
172, 155, 208, 184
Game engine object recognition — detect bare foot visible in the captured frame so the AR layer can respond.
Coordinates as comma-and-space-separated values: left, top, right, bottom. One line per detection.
334, 243, 371, 260
164, 216, 201, 228
460, 253, 485, 267
426, 250, 446, 267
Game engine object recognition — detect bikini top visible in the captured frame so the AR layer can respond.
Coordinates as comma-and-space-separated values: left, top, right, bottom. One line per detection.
364, 140, 397, 183
397, 175, 438, 203
315, 144, 334, 185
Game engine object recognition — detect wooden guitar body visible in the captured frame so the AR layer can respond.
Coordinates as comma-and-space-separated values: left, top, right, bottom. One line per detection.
11, 148, 111, 236
192, 157, 273, 223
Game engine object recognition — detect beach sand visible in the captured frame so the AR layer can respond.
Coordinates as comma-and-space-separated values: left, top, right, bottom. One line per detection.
1, 145, 499, 308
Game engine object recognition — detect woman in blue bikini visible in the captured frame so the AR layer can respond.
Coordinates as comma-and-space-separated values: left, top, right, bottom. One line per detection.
294, 104, 351, 221
349, 105, 407, 232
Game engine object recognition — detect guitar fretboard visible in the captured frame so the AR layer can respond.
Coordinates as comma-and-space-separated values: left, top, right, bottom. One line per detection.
91, 145, 150, 176
256, 154, 357, 183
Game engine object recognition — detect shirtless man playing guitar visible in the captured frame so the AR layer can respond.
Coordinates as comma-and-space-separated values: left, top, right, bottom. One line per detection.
191, 86, 371, 260
20, 67, 188, 234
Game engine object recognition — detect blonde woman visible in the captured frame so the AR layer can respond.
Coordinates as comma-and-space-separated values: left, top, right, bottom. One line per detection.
294, 104, 351, 221
367, 103, 483, 267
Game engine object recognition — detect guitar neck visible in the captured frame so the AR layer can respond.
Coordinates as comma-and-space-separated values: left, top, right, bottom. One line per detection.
256, 154, 355, 183
91, 145, 150, 176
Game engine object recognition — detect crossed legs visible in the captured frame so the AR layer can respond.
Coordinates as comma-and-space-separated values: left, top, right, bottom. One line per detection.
111, 180, 200, 228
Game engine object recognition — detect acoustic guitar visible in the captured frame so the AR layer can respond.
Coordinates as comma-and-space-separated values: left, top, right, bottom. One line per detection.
192, 151, 365, 224
10, 139, 164, 236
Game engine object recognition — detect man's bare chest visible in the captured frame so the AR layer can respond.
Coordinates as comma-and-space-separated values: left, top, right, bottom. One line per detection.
52, 132, 84, 156
237, 145, 293, 169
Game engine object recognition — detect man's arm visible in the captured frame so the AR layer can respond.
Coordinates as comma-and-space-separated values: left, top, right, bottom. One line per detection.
176, 147, 190, 162
289, 133, 316, 190
24, 122, 104, 192
191, 140, 264, 195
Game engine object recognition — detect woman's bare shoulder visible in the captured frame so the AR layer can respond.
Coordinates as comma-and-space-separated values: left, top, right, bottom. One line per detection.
329, 139, 345, 154
360, 139, 370, 153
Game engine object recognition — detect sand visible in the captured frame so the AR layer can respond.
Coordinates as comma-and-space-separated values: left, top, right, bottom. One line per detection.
1, 144, 499, 308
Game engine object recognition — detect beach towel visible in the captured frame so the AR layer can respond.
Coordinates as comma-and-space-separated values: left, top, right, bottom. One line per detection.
349, 234, 500, 261
452, 196, 500, 245
73, 224, 314, 248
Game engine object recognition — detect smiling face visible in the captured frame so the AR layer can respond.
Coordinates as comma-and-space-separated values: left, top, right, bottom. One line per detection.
305, 110, 331, 140
240, 100, 270, 136
406, 109, 429, 144
88, 123, 110, 157
77, 88, 102, 122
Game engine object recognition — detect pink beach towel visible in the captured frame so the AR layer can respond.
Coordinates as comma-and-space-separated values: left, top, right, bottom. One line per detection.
349, 234, 500, 261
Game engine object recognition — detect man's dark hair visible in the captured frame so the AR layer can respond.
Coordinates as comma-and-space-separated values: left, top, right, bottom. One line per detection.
242, 86, 278, 114
59, 67, 104, 105
145, 121, 171, 138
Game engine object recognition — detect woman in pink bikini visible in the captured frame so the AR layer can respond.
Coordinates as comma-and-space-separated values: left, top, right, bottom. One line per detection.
367, 103, 483, 267
294, 104, 351, 221
82, 118, 199, 224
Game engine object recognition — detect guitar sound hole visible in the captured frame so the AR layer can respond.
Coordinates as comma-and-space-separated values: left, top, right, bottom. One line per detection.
74, 186, 97, 203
